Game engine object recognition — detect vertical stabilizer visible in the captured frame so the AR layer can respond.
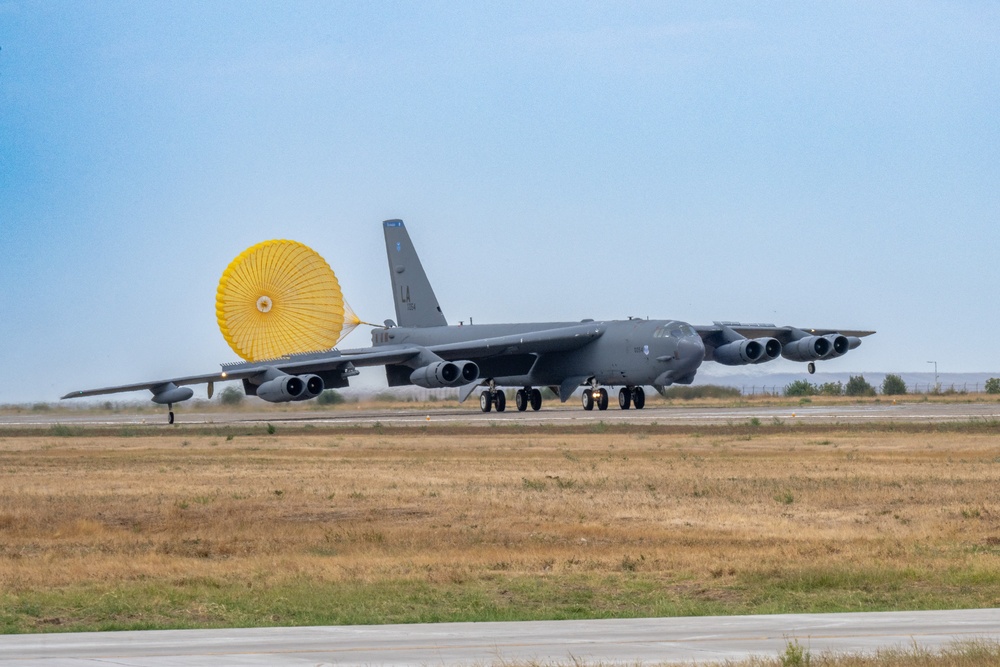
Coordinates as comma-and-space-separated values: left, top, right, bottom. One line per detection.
383, 219, 448, 328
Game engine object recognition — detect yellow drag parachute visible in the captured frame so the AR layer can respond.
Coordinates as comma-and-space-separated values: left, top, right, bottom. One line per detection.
216, 239, 361, 362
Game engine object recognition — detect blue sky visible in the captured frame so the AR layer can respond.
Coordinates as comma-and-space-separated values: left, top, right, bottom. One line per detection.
1, 2, 998, 403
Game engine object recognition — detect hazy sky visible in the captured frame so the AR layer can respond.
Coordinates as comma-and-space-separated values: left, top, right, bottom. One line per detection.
2, 2, 998, 404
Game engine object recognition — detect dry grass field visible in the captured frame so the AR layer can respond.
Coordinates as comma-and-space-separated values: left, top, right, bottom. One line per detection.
1, 420, 999, 635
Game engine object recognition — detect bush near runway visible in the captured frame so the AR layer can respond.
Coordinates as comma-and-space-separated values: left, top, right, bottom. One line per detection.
1, 423, 999, 633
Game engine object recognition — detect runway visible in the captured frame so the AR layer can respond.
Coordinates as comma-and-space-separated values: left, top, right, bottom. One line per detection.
4, 399, 1000, 428
1, 609, 997, 665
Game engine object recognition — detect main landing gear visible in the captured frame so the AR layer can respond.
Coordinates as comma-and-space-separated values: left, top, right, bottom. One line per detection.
581, 385, 609, 411
479, 380, 506, 413
515, 387, 543, 412
581, 384, 646, 411
618, 386, 646, 410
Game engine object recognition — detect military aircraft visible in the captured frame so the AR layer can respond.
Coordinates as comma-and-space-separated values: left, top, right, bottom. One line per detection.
64, 219, 874, 420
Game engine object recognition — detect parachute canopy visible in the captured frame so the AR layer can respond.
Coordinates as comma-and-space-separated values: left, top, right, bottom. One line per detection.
216, 239, 361, 362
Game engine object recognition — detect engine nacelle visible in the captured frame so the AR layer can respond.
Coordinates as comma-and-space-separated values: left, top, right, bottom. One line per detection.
256, 375, 304, 403
293, 374, 325, 401
755, 337, 782, 363
821, 334, 850, 359
781, 336, 831, 362
409, 360, 479, 388
712, 339, 764, 365
456, 360, 479, 384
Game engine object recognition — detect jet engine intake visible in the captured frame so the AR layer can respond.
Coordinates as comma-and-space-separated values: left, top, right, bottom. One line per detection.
755, 337, 782, 363
293, 374, 325, 401
409, 360, 479, 388
781, 336, 831, 362
256, 375, 305, 403
712, 339, 764, 365
821, 334, 850, 359
457, 360, 479, 384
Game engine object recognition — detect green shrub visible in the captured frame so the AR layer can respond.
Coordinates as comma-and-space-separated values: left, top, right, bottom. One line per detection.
986, 378, 1000, 394
817, 381, 843, 396
784, 380, 816, 397
881, 374, 907, 395
316, 389, 345, 405
219, 386, 244, 405
845, 375, 876, 397
661, 385, 741, 400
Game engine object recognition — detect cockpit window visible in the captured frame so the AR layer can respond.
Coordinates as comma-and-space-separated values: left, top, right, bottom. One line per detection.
654, 322, 695, 338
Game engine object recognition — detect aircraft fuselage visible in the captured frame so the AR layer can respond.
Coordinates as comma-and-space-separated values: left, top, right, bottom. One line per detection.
375, 319, 705, 389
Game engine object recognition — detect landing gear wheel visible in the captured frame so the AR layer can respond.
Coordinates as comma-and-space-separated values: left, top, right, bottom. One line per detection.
633, 386, 646, 410
515, 389, 528, 412
808, 362, 816, 375
619, 388, 631, 410
529, 388, 542, 411
480, 391, 492, 413
582, 389, 594, 411
495, 391, 506, 412
168, 411, 175, 425
597, 388, 609, 411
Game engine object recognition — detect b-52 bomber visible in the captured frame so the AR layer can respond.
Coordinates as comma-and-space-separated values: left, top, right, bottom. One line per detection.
64, 220, 874, 421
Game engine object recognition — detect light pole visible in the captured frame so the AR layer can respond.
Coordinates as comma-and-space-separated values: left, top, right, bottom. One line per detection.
927, 361, 939, 393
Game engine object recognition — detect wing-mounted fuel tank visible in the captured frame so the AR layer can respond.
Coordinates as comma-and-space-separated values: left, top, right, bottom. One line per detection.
150, 382, 194, 405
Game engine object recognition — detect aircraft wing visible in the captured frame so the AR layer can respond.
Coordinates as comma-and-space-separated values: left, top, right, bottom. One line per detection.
62, 347, 424, 400
422, 322, 606, 359
702, 324, 876, 343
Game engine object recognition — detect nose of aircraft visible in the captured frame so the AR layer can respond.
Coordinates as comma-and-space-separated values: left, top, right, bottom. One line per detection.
677, 334, 705, 373
654, 333, 705, 387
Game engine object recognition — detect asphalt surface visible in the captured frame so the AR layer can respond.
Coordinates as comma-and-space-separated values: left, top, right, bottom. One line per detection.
1, 609, 998, 666
4, 400, 1000, 427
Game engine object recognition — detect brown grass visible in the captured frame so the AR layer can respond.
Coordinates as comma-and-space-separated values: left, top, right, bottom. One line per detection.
1, 423, 999, 628
2, 425, 997, 585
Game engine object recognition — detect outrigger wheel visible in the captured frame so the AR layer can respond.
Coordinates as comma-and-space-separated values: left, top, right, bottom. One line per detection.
216, 239, 361, 362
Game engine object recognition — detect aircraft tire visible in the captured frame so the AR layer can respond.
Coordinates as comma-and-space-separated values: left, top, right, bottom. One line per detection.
619, 388, 631, 410
633, 386, 646, 410
495, 391, 506, 412
530, 388, 542, 411
515, 390, 528, 411
480, 391, 492, 413
808, 362, 816, 374
168, 411, 175, 425
597, 388, 609, 410
582, 390, 594, 411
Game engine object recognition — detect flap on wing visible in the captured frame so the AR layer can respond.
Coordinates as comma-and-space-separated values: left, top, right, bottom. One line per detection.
427, 323, 606, 359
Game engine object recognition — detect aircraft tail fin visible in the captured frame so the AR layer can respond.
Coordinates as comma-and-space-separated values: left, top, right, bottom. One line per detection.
383, 219, 448, 328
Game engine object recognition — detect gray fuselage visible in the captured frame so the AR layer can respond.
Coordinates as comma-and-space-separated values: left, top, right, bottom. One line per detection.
373, 319, 705, 389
